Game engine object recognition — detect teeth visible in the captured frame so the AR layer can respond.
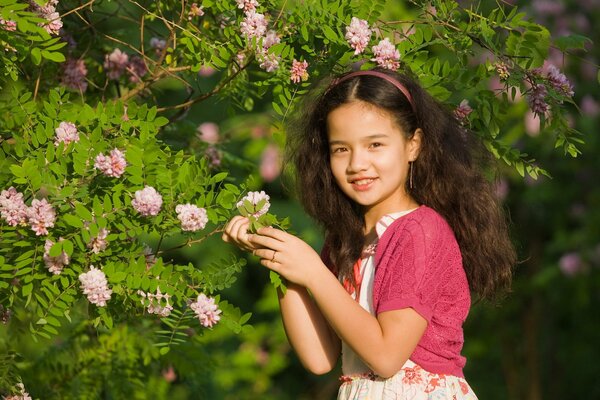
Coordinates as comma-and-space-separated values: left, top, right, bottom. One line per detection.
353, 178, 373, 185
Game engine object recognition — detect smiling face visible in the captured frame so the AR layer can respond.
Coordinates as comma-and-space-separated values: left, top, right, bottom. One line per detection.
327, 100, 421, 227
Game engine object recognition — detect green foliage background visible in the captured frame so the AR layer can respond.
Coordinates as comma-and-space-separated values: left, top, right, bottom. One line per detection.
0, 0, 598, 399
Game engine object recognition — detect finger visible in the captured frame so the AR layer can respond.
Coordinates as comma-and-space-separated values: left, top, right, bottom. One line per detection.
254, 248, 279, 261
259, 257, 280, 273
255, 227, 290, 241
223, 216, 246, 240
248, 234, 284, 251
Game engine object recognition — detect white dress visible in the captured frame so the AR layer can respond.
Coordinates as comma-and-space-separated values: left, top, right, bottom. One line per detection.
337, 211, 478, 400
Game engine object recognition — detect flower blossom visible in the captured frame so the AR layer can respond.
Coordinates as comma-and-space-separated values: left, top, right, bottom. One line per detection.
260, 144, 282, 182
27, 199, 56, 235
150, 37, 167, 55
236, 0, 259, 13
495, 61, 510, 80
454, 99, 473, 122
257, 51, 280, 72
240, 11, 268, 39
104, 48, 129, 80
262, 30, 280, 49
88, 228, 109, 254
205, 146, 221, 168
79, 266, 112, 307
527, 83, 549, 116
545, 64, 574, 98
189, 293, 221, 328
0, 18, 17, 31
60, 58, 88, 92
94, 149, 127, 178
176, 204, 208, 232
54, 121, 79, 146
132, 186, 163, 216
3, 383, 32, 400
371, 38, 400, 71
138, 287, 173, 317
196, 122, 220, 144
0, 187, 28, 227
290, 59, 309, 83
237, 190, 270, 218
28, 0, 62, 35
559, 252, 582, 277
188, 3, 205, 19
127, 56, 148, 83
43, 239, 70, 275
345, 17, 371, 55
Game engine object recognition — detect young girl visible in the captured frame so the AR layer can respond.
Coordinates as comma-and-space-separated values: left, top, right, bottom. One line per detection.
223, 68, 515, 399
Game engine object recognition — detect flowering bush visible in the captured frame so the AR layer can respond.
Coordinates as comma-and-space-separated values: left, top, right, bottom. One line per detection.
0, 0, 590, 398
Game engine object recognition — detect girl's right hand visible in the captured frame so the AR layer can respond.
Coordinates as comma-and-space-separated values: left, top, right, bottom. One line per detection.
221, 215, 257, 252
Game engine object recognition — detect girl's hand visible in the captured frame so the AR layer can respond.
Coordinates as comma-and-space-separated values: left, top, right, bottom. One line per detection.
248, 227, 326, 288
221, 216, 258, 252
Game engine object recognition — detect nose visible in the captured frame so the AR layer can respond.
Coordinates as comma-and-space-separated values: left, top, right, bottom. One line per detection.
347, 148, 369, 174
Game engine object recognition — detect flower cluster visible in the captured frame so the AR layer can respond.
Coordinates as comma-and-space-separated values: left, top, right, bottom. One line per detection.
196, 122, 220, 144
544, 64, 575, 98
150, 37, 167, 55
236, 0, 259, 12
0, 18, 17, 31
454, 99, 473, 122
27, 199, 56, 235
236, 190, 270, 218
240, 11, 268, 39
495, 61, 510, 80
345, 17, 371, 55
205, 146, 222, 168
3, 383, 32, 400
371, 38, 400, 71
290, 59, 309, 83
43, 239, 70, 275
188, 3, 204, 19
559, 252, 582, 277
87, 228, 109, 254
54, 121, 79, 146
103, 49, 148, 82
132, 186, 163, 217
138, 287, 173, 317
60, 58, 88, 92
176, 204, 208, 232
126, 56, 148, 83
79, 266, 112, 307
1, 187, 56, 235
28, 0, 62, 35
238, 1, 281, 73
189, 293, 221, 328
94, 149, 127, 178
527, 83, 549, 116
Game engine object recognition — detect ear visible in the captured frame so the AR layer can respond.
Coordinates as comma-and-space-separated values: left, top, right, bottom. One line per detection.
408, 128, 423, 161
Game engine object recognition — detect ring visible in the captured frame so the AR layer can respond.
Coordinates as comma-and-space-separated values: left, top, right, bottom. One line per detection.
271, 251, 277, 262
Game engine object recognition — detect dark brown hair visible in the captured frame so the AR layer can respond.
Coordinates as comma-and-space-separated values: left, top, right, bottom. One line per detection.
286, 68, 515, 300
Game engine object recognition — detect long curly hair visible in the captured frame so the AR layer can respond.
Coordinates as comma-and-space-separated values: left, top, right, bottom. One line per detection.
286, 68, 515, 300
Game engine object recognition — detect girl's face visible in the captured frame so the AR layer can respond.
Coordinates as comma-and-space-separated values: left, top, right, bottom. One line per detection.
327, 100, 421, 224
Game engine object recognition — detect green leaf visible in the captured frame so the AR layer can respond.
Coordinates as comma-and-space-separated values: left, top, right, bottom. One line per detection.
41, 50, 66, 63
554, 34, 592, 52
322, 26, 339, 42
63, 214, 84, 228
31, 48, 42, 65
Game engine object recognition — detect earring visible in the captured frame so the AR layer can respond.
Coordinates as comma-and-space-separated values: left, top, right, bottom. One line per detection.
409, 161, 414, 190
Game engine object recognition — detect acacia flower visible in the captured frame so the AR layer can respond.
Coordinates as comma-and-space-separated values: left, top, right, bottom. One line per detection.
257, 51, 280, 72
345, 17, 371, 55
127, 56, 148, 83
262, 30, 280, 49
132, 186, 163, 217
88, 228, 109, 254
196, 122, 220, 144
27, 199, 55, 235
94, 149, 127, 178
104, 48, 129, 80
79, 266, 112, 307
290, 59, 309, 83
176, 204, 208, 232
371, 38, 400, 71
559, 252, 582, 277
205, 146, 221, 168
527, 83, 549, 116
138, 287, 173, 317
43, 239, 70, 275
188, 3, 205, 19
150, 37, 167, 55
545, 64, 574, 98
54, 121, 79, 146
3, 383, 32, 400
60, 58, 88, 92
454, 99, 473, 122
237, 190, 270, 218
236, 0, 259, 13
495, 61, 510, 80
240, 11, 268, 39
0, 18, 17, 31
0, 187, 28, 227
189, 293, 222, 328
28, 0, 62, 35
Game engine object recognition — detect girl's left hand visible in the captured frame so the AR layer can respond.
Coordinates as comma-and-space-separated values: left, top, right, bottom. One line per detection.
248, 227, 326, 288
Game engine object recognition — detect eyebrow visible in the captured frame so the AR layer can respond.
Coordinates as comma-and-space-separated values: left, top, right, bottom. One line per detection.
329, 133, 389, 145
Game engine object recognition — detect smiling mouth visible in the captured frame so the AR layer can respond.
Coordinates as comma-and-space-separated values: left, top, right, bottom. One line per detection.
351, 178, 375, 185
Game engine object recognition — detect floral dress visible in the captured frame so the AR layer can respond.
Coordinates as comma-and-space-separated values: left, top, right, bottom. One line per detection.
337, 211, 478, 400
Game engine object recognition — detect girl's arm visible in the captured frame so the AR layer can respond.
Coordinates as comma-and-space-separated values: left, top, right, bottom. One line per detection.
250, 227, 427, 378
278, 282, 341, 374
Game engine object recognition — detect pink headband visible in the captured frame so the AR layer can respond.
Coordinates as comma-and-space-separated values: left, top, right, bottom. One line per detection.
331, 70, 416, 113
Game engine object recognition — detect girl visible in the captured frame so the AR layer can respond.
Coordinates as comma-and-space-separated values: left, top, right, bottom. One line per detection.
223, 68, 515, 399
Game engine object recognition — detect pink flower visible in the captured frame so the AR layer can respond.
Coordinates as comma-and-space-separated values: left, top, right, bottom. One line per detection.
454, 99, 473, 121
204, 146, 221, 168
559, 252, 582, 277
198, 65, 216, 76
290, 59, 309, 83
132, 186, 163, 217
127, 56, 148, 83
0, 18, 17, 31
545, 64, 574, 98
196, 122, 220, 144
87, 228, 109, 254
150, 37, 166, 53
237, 190, 270, 218
188, 3, 205, 19
189, 293, 221, 328
54, 121, 79, 146
138, 287, 173, 317
257, 51, 279, 72
345, 17, 371, 55
4, 383, 32, 400
262, 30, 280, 49
27, 199, 55, 236
29, 1, 62, 35
240, 11, 268, 39
43, 239, 70, 275
175, 204, 208, 232
0, 187, 28, 227
94, 149, 127, 178
259, 144, 282, 182
371, 38, 400, 71
495, 61, 510, 80
79, 266, 112, 307
104, 48, 129, 80
527, 83, 549, 116
60, 58, 88, 92
236, 0, 259, 13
